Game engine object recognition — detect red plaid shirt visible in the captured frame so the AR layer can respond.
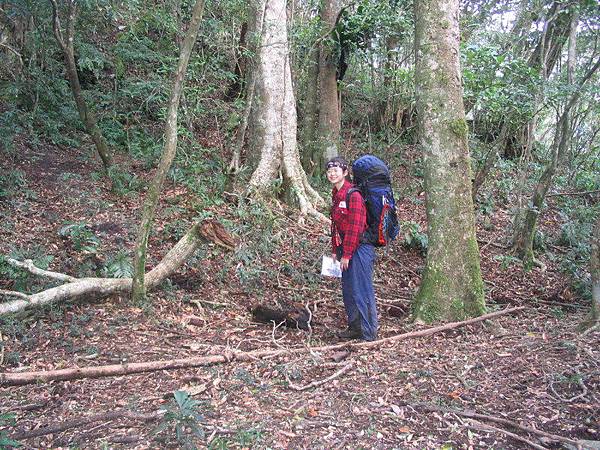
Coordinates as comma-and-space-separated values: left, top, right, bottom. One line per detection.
331, 180, 367, 260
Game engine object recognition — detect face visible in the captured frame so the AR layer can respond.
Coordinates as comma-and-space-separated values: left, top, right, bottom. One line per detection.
327, 166, 347, 185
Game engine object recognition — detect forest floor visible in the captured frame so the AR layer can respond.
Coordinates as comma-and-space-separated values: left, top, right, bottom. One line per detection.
0, 141, 599, 450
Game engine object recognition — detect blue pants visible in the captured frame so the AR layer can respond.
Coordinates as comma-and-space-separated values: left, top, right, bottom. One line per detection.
342, 243, 378, 341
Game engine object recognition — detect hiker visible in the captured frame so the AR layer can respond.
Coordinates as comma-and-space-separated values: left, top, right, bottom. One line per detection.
327, 156, 378, 341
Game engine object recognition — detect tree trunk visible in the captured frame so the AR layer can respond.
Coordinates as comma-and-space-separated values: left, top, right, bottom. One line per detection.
225, 22, 248, 100
0, 220, 234, 316
412, 0, 485, 322
300, 44, 320, 176
50, 0, 112, 170
247, 0, 327, 222
512, 15, 600, 268
317, 0, 341, 169
472, 121, 509, 201
131, 0, 206, 303
507, 0, 573, 159
591, 216, 600, 323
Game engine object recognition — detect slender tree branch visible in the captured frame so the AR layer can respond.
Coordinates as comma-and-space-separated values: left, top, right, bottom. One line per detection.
5, 258, 77, 283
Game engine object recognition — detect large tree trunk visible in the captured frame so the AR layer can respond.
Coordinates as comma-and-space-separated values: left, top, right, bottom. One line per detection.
247, 0, 326, 222
412, 0, 485, 322
592, 216, 600, 323
50, 0, 112, 170
131, 0, 206, 303
0, 220, 234, 316
317, 0, 342, 169
300, 45, 320, 176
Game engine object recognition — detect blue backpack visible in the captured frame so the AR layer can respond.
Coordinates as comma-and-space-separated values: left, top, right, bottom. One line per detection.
346, 155, 400, 247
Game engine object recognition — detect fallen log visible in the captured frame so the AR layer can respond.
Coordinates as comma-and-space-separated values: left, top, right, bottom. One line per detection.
0, 307, 523, 386
0, 220, 235, 316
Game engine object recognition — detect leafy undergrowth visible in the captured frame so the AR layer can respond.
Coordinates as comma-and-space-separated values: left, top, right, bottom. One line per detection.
0, 143, 598, 449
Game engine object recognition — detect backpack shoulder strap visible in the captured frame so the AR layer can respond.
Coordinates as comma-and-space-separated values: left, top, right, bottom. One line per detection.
345, 187, 362, 206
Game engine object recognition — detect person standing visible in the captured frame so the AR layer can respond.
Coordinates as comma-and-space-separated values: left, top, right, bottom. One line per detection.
327, 156, 378, 341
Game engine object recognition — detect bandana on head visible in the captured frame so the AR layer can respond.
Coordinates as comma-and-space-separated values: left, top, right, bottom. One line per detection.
327, 160, 347, 170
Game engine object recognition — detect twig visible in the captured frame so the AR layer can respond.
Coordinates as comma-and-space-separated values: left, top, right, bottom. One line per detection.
467, 419, 548, 450
288, 362, 353, 391
10, 410, 160, 441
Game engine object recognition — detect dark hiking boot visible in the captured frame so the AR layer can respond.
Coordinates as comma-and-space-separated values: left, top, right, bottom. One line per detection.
337, 319, 362, 340
337, 327, 363, 339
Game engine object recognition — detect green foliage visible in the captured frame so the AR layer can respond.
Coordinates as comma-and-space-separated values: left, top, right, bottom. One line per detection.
0, 170, 27, 199
107, 165, 145, 196
401, 221, 428, 253
209, 428, 264, 449
494, 254, 521, 271
462, 44, 541, 124
0, 413, 21, 448
58, 222, 101, 254
155, 391, 205, 449
103, 250, 133, 278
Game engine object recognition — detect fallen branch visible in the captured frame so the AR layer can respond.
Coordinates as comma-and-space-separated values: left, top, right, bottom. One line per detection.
5, 258, 77, 282
0, 220, 235, 316
10, 410, 159, 441
416, 403, 580, 448
287, 362, 353, 391
467, 419, 547, 450
0, 307, 523, 386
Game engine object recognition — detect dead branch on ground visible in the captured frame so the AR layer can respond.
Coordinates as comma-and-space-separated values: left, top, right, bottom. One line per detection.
416, 403, 581, 449
287, 362, 353, 391
10, 410, 160, 441
0, 307, 523, 386
0, 220, 236, 316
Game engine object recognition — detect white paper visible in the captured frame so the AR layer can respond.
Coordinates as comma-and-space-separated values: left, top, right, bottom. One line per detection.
321, 255, 342, 278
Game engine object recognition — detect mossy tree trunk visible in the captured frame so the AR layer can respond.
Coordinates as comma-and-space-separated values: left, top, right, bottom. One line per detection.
50, 0, 112, 170
317, 0, 341, 170
412, 0, 485, 322
131, 0, 206, 303
247, 0, 327, 223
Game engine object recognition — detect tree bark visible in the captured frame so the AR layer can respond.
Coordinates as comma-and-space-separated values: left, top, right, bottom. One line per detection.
300, 44, 320, 176
317, 0, 342, 169
131, 0, 206, 303
472, 121, 509, 201
1, 220, 234, 316
247, 0, 327, 222
0, 307, 523, 386
590, 216, 600, 323
49, 0, 112, 170
412, 0, 485, 322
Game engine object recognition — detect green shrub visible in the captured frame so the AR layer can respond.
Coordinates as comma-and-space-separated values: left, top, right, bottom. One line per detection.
58, 222, 101, 254
401, 221, 428, 253
155, 391, 205, 449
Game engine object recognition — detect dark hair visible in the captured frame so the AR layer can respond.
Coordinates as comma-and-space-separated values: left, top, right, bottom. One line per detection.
326, 156, 351, 181
326, 156, 348, 170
